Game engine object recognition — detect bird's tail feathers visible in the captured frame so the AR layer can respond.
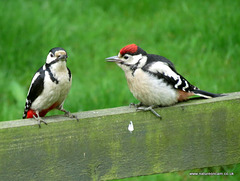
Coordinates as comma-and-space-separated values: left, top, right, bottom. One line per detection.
192, 89, 223, 98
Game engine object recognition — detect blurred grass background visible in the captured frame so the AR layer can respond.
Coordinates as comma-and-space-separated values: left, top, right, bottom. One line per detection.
0, 0, 239, 180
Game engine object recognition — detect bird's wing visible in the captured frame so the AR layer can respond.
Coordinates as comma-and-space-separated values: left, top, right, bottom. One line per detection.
142, 60, 197, 92
67, 67, 72, 81
147, 54, 177, 72
23, 66, 45, 118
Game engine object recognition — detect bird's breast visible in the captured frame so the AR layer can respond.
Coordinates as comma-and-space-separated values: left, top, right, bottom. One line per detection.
31, 68, 72, 111
125, 69, 178, 106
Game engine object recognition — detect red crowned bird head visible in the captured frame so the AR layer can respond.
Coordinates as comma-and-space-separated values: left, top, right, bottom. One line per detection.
106, 44, 148, 71
119, 44, 147, 57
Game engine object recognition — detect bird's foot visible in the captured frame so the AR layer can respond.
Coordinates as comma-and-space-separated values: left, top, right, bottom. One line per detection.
33, 115, 47, 128
129, 102, 143, 108
59, 108, 79, 122
136, 105, 162, 119
65, 111, 79, 122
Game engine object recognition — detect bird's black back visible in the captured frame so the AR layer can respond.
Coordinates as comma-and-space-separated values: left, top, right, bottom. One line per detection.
146, 54, 177, 72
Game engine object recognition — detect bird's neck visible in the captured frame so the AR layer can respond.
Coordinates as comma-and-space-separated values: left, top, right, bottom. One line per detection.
48, 61, 67, 73
118, 56, 147, 75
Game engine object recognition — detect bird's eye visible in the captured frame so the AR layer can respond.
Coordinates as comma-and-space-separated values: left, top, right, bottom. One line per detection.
123, 55, 128, 60
50, 53, 54, 57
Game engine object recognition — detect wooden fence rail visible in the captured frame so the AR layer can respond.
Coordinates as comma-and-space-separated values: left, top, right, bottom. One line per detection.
0, 92, 240, 180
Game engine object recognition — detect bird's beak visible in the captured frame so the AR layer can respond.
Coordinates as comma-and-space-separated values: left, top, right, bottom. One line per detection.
106, 56, 122, 63
57, 54, 68, 61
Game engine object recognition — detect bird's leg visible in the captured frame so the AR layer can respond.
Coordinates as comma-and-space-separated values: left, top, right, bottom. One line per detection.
136, 105, 162, 119
58, 107, 79, 122
33, 112, 47, 128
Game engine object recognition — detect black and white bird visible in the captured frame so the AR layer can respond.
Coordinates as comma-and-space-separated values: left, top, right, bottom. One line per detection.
23, 47, 78, 127
106, 44, 222, 118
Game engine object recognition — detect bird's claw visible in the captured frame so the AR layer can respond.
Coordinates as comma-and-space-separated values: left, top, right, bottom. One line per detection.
64, 111, 79, 122
136, 106, 162, 119
129, 103, 136, 108
58, 107, 79, 122
129, 102, 143, 108
38, 119, 48, 128
33, 115, 48, 128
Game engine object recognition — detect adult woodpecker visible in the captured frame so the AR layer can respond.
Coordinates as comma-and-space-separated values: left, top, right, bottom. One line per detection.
23, 47, 78, 127
106, 44, 222, 118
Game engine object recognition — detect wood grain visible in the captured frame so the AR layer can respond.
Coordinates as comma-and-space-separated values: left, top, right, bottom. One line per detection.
0, 92, 240, 180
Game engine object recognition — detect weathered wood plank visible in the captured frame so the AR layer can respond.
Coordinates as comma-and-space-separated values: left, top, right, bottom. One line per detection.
0, 92, 240, 180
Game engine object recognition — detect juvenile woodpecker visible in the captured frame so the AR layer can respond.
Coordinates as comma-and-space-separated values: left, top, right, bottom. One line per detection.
106, 44, 222, 118
23, 47, 78, 127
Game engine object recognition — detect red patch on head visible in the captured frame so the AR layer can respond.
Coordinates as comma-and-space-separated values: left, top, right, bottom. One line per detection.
120, 44, 138, 56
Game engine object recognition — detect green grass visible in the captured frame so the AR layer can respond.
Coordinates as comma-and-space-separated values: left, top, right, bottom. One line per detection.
0, 0, 240, 180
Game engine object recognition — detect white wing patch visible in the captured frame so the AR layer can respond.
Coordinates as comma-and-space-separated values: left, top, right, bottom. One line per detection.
148, 62, 178, 79
175, 76, 182, 88
148, 62, 189, 90
182, 80, 189, 91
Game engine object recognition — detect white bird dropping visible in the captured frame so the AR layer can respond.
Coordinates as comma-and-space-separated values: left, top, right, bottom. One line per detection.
128, 121, 134, 133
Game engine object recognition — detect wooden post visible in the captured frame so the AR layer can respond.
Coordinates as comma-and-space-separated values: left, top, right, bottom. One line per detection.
0, 92, 240, 180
